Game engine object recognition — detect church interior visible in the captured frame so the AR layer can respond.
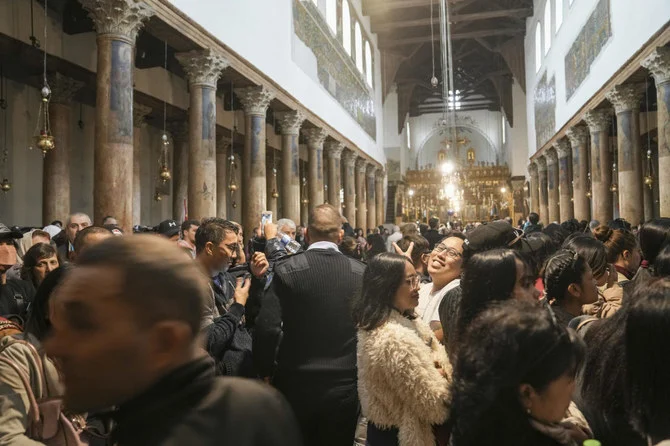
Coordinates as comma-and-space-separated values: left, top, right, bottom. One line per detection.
0, 0, 668, 231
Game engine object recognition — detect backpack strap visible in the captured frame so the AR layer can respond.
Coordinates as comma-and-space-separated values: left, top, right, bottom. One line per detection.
576, 317, 598, 334
0, 355, 40, 425
0, 338, 48, 397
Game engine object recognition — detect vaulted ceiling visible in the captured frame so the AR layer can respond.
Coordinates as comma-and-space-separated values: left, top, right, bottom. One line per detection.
362, 0, 533, 132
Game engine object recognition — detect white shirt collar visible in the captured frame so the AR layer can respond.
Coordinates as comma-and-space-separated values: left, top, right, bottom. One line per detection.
307, 241, 341, 252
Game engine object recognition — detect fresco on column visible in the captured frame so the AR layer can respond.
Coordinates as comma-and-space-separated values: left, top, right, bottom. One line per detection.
534, 74, 556, 150
548, 164, 556, 191
572, 146, 581, 187
202, 88, 216, 158
559, 157, 570, 188
110, 40, 133, 144
541, 178, 549, 203
293, 0, 376, 140
565, 0, 611, 100
663, 85, 670, 157
291, 136, 299, 176
251, 116, 263, 164
592, 134, 602, 182
619, 112, 634, 172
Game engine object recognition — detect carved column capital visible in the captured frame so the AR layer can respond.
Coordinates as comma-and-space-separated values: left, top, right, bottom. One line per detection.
166, 120, 188, 143
567, 126, 589, 147
356, 158, 368, 174
642, 46, 670, 86
235, 86, 275, 116
301, 128, 328, 148
606, 83, 645, 114
176, 49, 228, 88
342, 149, 357, 167
584, 109, 612, 133
536, 156, 547, 172
375, 168, 386, 181
47, 73, 83, 105
528, 162, 538, 177
132, 103, 152, 128
276, 111, 305, 135
325, 141, 345, 159
366, 164, 376, 178
553, 139, 571, 159
80, 0, 153, 41
545, 150, 558, 166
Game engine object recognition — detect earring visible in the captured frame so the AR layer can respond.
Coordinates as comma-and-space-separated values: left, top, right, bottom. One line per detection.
526, 407, 532, 415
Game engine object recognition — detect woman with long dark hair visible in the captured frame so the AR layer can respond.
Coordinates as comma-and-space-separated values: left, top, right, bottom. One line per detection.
624, 277, 670, 445
449, 300, 590, 446
353, 253, 450, 446
543, 250, 598, 328
452, 248, 539, 354
20, 243, 59, 289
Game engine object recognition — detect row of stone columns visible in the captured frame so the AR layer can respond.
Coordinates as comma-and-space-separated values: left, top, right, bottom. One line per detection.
528, 47, 670, 225
40, 0, 385, 235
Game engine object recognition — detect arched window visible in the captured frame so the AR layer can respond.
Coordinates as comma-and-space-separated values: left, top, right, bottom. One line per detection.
535, 22, 542, 71
326, 0, 337, 35
544, 1, 552, 55
365, 41, 373, 86
342, 1, 351, 55
555, 0, 563, 31
355, 22, 363, 73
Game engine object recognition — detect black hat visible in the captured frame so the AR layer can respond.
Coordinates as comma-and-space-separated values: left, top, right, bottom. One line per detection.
463, 221, 520, 255
156, 220, 180, 238
0, 223, 23, 242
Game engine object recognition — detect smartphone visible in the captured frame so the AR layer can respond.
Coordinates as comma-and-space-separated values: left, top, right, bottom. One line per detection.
261, 211, 273, 237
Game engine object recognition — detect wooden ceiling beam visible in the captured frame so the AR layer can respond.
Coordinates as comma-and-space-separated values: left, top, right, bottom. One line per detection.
379, 28, 523, 48
371, 8, 531, 33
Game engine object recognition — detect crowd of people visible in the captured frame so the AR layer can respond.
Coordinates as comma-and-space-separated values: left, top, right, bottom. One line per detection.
0, 207, 668, 446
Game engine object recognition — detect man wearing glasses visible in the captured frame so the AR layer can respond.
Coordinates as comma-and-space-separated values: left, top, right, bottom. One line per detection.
195, 218, 269, 377
417, 232, 466, 342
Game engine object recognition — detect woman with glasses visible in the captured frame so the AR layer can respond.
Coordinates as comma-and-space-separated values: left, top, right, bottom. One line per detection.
352, 253, 451, 446
451, 248, 540, 355
543, 250, 599, 328
448, 300, 591, 446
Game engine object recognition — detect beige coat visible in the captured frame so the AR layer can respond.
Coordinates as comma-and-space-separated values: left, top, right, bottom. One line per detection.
357, 311, 451, 446
0, 334, 63, 446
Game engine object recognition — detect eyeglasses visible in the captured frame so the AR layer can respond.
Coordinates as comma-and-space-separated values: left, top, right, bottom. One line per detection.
404, 275, 421, 289
433, 244, 463, 259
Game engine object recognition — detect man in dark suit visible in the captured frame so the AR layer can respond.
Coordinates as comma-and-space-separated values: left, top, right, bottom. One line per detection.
254, 204, 365, 446
424, 217, 443, 250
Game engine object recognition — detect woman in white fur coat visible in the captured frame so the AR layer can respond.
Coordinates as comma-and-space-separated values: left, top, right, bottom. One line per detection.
352, 252, 451, 446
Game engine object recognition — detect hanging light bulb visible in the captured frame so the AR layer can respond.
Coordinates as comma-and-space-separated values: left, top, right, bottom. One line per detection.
431, 76, 439, 88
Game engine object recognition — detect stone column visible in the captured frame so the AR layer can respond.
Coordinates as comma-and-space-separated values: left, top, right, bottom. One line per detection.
235, 86, 275, 237
554, 139, 573, 222
43, 73, 82, 225
546, 150, 560, 223
642, 47, 670, 217
607, 84, 645, 226
216, 136, 231, 219
342, 150, 357, 227
325, 141, 344, 213
584, 109, 613, 223
302, 128, 328, 212
375, 169, 385, 226
80, 0, 153, 233
366, 164, 377, 231
537, 156, 548, 225
176, 49, 228, 221
131, 103, 151, 226
167, 121, 188, 221
356, 158, 368, 232
277, 111, 304, 224
567, 126, 590, 222
528, 163, 539, 215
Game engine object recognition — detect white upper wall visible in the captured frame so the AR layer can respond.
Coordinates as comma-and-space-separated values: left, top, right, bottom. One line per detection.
524, 0, 670, 158
169, 0, 385, 164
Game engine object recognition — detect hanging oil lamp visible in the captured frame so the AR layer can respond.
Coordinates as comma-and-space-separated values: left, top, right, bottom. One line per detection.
158, 133, 171, 184
609, 163, 618, 193
644, 149, 654, 188
153, 189, 162, 201
31, 0, 54, 157
0, 178, 11, 193
271, 166, 279, 198
228, 155, 238, 191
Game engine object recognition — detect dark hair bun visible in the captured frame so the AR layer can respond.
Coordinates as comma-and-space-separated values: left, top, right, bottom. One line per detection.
593, 225, 613, 243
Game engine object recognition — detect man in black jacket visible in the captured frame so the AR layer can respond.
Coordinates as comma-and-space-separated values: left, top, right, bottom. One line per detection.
254, 204, 365, 446
45, 235, 301, 446
195, 218, 268, 377
424, 217, 443, 250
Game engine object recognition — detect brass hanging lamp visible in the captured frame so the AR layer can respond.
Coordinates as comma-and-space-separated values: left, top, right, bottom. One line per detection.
31, 0, 54, 157
158, 40, 171, 185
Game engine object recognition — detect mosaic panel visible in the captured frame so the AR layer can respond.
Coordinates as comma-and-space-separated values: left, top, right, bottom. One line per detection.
293, 0, 376, 140
565, 0, 611, 100
534, 73, 556, 150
